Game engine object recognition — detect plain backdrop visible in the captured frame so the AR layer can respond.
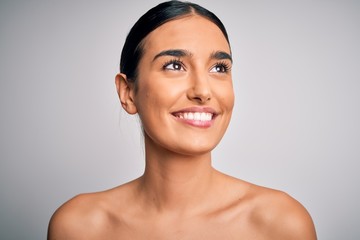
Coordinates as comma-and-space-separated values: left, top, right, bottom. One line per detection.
1, 0, 359, 239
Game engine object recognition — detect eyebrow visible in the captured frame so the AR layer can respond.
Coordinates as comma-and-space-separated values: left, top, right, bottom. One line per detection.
211, 51, 233, 63
153, 49, 192, 62
152, 49, 232, 63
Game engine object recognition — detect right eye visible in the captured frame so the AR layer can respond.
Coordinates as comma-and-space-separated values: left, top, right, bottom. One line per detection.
163, 59, 185, 71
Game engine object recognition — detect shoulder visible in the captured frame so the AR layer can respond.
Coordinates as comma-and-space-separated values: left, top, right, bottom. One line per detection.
249, 186, 317, 240
47, 192, 115, 240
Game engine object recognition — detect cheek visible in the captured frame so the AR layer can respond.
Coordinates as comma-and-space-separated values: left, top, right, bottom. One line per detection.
139, 79, 184, 107
215, 82, 235, 111
134, 86, 154, 116
134, 81, 174, 119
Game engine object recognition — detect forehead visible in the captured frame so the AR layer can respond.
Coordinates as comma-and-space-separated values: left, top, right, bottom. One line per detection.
142, 15, 230, 56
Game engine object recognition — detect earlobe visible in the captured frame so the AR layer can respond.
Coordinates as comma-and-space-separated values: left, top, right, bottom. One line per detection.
115, 73, 137, 114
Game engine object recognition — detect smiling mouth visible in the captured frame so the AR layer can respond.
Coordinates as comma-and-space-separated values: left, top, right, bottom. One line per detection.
172, 112, 214, 121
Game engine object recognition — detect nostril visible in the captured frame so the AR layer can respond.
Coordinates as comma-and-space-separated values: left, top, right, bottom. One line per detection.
186, 75, 212, 103
187, 88, 212, 103
193, 95, 211, 103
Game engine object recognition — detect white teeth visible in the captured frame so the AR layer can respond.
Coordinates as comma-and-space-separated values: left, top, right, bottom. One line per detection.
188, 112, 194, 120
194, 112, 201, 120
178, 112, 213, 121
201, 112, 210, 121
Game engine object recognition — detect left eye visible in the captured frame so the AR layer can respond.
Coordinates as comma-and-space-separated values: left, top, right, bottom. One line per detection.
210, 63, 230, 73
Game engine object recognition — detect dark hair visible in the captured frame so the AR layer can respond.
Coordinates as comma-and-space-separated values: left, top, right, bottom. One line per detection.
120, 0, 230, 83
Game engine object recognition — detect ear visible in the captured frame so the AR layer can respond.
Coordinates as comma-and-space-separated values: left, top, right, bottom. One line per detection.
115, 73, 137, 114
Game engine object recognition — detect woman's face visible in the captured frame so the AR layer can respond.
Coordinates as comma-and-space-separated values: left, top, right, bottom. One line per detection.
133, 15, 234, 156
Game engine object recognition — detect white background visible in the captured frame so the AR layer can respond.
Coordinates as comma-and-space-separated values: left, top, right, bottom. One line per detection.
0, 0, 359, 239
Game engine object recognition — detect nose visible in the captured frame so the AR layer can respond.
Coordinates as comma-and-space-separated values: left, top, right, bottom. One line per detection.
186, 71, 212, 104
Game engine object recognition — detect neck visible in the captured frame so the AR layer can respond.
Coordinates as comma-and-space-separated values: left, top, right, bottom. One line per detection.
137, 134, 216, 214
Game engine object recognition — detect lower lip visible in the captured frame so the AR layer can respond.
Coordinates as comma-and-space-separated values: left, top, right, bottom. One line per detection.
173, 116, 215, 128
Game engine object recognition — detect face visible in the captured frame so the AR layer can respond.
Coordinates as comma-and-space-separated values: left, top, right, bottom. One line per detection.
127, 15, 234, 156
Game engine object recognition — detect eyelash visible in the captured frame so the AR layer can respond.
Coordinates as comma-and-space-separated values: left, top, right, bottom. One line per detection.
162, 58, 231, 73
212, 61, 231, 73
162, 59, 185, 71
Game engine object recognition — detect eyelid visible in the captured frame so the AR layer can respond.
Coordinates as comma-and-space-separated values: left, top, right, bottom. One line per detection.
162, 58, 186, 71
209, 60, 232, 73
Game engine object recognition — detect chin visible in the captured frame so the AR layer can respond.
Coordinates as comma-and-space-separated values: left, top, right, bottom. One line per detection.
171, 142, 219, 157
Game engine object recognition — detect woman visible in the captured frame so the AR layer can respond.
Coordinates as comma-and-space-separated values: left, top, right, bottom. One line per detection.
48, 1, 317, 239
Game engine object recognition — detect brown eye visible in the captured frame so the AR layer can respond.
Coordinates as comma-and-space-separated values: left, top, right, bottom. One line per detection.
210, 62, 231, 73
163, 60, 185, 71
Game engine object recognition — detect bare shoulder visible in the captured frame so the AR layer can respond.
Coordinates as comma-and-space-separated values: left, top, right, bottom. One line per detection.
248, 184, 317, 240
47, 183, 134, 240
47, 192, 110, 240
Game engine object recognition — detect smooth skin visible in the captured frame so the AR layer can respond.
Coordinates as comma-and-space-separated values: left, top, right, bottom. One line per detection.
48, 15, 317, 240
